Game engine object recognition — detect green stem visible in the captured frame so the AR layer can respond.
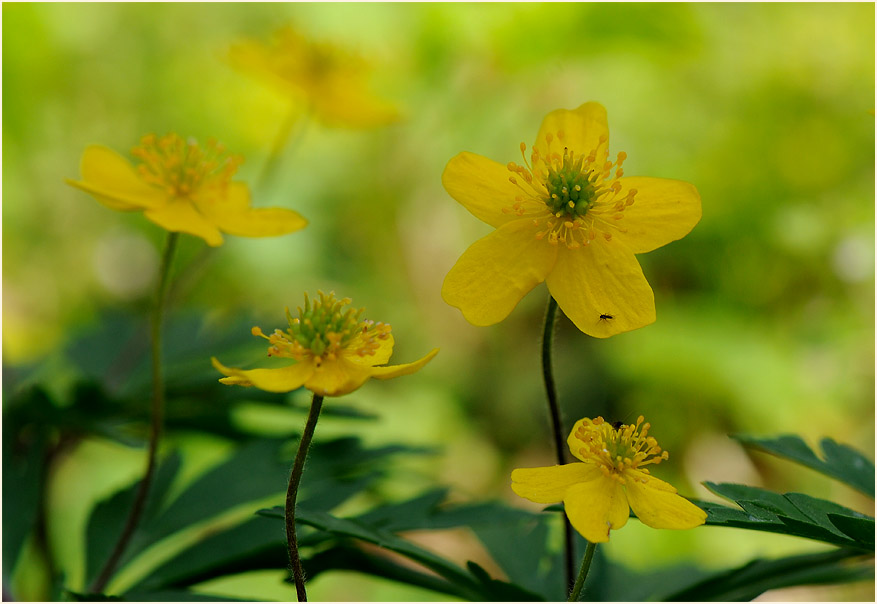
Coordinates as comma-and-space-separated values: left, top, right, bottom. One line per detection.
89, 232, 179, 594
258, 105, 310, 192
567, 541, 597, 602
541, 294, 575, 590
286, 393, 324, 602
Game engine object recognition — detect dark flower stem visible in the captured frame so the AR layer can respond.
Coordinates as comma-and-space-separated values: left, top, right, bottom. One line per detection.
568, 541, 597, 602
286, 392, 325, 602
89, 231, 179, 594
541, 294, 575, 591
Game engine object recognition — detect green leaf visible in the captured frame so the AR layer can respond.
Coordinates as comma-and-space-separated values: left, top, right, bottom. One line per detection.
105, 436, 429, 595
258, 488, 555, 597
84, 452, 183, 587
701, 482, 874, 551
828, 514, 875, 547
733, 434, 875, 497
294, 506, 542, 601
2, 387, 53, 584
124, 589, 253, 601
128, 517, 286, 593
660, 548, 873, 601
303, 544, 470, 600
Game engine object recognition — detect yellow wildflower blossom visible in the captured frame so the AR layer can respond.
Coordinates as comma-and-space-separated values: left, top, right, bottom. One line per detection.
512, 416, 706, 543
66, 134, 307, 246
229, 25, 398, 128
442, 102, 701, 337
213, 292, 438, 396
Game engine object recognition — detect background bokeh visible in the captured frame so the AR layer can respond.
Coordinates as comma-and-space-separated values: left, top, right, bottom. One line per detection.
3, 2, 874, 601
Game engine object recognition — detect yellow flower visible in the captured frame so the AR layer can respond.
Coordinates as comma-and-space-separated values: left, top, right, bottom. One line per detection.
66, 134, 307, 246
442, 102, 701, 338
229, 25, 398, 128
511, 416, 706, 543
213, 292, 438, 396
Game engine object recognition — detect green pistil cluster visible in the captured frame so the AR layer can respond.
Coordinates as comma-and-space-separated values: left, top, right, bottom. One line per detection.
544, 152, 599, 218
285, 292, 363, 357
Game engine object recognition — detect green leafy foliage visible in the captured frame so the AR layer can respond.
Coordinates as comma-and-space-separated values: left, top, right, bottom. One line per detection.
81, 434, 432, 599
733, 434, 875, 497
699, 483, 874, 551
256, 490, 548, 600
2, 387, 54, 584
660, 548, 873, 601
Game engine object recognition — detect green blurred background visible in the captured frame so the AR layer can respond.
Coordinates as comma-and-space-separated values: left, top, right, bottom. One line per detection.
3, 2, 874, 601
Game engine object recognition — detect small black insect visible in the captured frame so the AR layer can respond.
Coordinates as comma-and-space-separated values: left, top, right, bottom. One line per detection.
598, 313, 615, 321
611, 421, 624, 430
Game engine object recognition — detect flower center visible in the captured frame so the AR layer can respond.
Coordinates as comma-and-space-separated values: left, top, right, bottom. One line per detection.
503, 131, 638, 249
543, 149, 602, 219
252, 291, 391, 366
571, 416, 669, 483
132, 133, 242, 200
272, 26, 355, 88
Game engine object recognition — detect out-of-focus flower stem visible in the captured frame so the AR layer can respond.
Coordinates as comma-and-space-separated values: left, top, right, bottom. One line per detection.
286, 392, 324, 602
541, 294, 575, 591
258, 106, 310, 192
89, 232, 179, 595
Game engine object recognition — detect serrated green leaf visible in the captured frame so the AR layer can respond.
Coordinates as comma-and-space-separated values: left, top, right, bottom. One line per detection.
660, 548, 872, 601
302, 544, 468, 599
295, 507, 482, 596
828, 514, 876, 547
294, 506, 541, 601
733, 434, 875, 497
701, 483, 874, 551
704, 482, 811, 522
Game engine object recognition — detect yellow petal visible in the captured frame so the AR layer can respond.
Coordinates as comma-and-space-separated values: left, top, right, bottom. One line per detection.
625, 473, 707, 530
563, 475, 630, 543
566, 417, 595, 462
534, 103, 609, 175
305, 357, 371, 397
442, 218, 558, 326
369, 348, 439, 380
545, 243, 655, 338
626, 469, 678, 492
207, 183, 308, 238
212, 357, 315, 393
343, 333, 395, 367
68, 145, 166, 211
615, 177, 702, 254
442, 152, 525, 228
511, 463, 603, 504
315, 76, 400, 128
144, 199, 224, 247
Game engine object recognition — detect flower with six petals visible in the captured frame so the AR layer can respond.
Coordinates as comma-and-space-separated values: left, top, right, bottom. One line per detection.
442, 102, 701, 337
511, 416, 706, 543
66, 133, 307, 246
213, 291, 438, 396
229, 25, 398, 128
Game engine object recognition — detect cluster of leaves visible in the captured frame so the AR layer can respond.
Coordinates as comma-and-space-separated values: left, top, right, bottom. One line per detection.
4, 313, 874, 601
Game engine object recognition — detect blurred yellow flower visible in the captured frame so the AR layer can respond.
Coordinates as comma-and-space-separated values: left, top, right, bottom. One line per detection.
213, 291, 438, 396
511, 416, 706, 543
442, 102, 701, 337
66, 134, 307, 246
229, 25, 398, 128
